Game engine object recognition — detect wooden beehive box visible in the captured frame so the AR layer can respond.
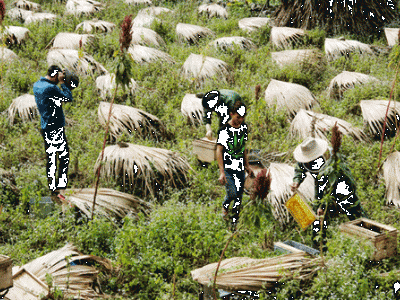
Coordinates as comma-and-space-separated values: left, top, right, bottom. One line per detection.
339, 218, 398, 260
0, 255, 13, 290
192, 138, 217, 162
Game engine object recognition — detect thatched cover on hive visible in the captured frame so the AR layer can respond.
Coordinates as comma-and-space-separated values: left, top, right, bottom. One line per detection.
127, 44, 174, 64
328, 71, 380, 98
198, 4, 228, 19
76, 19, 116, 33
264, 79, 318, 117
47, 49, 107, 75
191, 252, 323, 291
0, 47, 19, 63
94, 143, 191, 196
384, 28, 399, 46
181, 53, 231, 85
290, 109, 368, 142
65, 0, 104, 15
209, 36, 255, 51
238, 17, 272, 32
383, 152, 400, 207
7, 8, 33, 22
97, 101, 168, 140
7, 94, 38, 125
125, 0, 152, 5
139, 6, 172, 16
270, 26, 305, 49
19, 243, 112, 299
133, 13, 158, 28
95, 72, 138, 98
1, 26, 30, 45
273, 1, 396, 36
271, 49, 321, 68
59, 188, 152, 219
130, 26, 165, 47
267, 163, 314, 224
325, 38, 373, 61
176, 23, 215, 43
360, 100, 400, 136
181, 94, 204, 125
49, 32, 95, 50
24, 12, 57, 24
13, 0, 41, 11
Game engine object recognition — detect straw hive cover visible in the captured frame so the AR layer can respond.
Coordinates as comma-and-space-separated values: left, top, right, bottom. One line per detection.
59, 188, 152, 219
181, 94, 204, 125
20, 243, 112, 299
7, 94, 38, 125
238, 17, 272, 32
383, 152, 400, 207
191, 252, 322, 291
360, 100, 400, 136
290, 109, 368, 142
267, 163, 314, 224
264, 79, 318, 117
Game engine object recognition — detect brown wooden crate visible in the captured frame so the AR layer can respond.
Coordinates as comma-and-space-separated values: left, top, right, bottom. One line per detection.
193, 139, 217, 162
339, 218, 398, 260
0, 255, 13, 290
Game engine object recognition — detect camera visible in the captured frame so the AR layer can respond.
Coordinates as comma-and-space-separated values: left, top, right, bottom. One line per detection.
63, 69, 79, 90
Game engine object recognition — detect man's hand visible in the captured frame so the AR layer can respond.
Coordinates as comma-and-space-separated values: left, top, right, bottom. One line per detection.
291, 182, 300, 192
58, 70, 65, 84
317, 208, 324, 216
218, 172, 226, 185
205, 124, 213, 139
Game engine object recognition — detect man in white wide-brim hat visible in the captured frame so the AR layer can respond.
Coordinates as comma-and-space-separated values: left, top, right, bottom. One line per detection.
291, 137, 366, 251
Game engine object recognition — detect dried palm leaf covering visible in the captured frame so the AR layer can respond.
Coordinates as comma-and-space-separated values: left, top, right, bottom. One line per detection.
360, 100, 400, 136
176, 23, 214, 43
47, 49, 107, 75
76, 19, 116, 33
192, 252, 323, 291
328, 71, 379, 98
290, 109, 368, 142
270, 26, 305, 49
264, 79, 318, 117
97, 101, 168, 141
94, 143, 191, 196
181, 93, 203, 125
7, 94, 38, 125
59, 188, 152, 219
209, 36, 255, 51
181, 53, 231, 85
198, 3, 228, 19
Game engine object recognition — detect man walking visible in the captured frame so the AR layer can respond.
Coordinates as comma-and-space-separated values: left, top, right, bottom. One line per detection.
33, 65, 73, 193
199, 89, 243, 139
217, 100, 254, 228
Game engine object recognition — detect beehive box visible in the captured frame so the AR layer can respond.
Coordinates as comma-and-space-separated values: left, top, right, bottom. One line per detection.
339, 218, 398, 260
0, 255, 13, 290
193, 138, 217, 162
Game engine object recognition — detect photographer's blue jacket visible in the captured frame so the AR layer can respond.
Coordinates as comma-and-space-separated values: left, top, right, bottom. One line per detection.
33, 77, 73, 130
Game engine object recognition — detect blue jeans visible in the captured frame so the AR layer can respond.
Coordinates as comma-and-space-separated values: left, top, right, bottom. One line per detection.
223, 169, 245, 224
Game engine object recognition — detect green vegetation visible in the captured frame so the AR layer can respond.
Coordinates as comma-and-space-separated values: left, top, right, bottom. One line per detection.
1, 0, 400, 299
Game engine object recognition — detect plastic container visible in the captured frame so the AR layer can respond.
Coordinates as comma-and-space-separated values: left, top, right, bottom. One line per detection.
29, 196, 55, 218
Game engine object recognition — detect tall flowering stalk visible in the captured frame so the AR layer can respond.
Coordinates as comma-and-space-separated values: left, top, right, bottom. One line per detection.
92, 15, 134, 219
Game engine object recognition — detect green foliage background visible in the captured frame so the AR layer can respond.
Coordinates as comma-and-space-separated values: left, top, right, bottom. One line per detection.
1, 0, 400, 299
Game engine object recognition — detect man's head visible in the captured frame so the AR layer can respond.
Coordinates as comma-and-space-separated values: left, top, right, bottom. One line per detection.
46, 65, 63, 82
229, 100, 246, 127
202, 90, 220, 110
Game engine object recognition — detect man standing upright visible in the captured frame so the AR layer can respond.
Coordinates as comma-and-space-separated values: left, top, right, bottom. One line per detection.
33, 65, 73, 193
200, 89, 243, 139
216, 100, 254, 228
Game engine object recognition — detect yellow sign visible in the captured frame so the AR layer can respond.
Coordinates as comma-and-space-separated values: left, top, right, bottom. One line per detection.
285, 193, 316, 230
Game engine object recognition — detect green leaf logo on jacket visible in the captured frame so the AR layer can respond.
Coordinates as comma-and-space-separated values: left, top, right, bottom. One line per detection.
227, 133, 245, 159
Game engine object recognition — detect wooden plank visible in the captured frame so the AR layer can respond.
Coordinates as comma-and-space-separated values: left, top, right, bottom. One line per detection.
7, 267, 48, 300
0, 255, 13, 290
274, 242, 304, 254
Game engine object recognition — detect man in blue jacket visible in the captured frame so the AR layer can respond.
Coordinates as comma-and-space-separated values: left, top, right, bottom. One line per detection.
33, 65, 73, 193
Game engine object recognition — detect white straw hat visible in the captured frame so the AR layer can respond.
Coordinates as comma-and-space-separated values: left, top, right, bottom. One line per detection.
293, 137, 328, 163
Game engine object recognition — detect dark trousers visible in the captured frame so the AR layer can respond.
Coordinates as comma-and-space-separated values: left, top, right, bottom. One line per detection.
223, 169, 245, 225
41, 127, 69, 191
312, 196, 365, 251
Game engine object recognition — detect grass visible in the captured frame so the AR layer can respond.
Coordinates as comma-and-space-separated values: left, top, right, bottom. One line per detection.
1, 0, 400, 299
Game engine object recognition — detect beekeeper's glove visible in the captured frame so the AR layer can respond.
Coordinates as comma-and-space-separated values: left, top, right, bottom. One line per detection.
206, 124, 213, 139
